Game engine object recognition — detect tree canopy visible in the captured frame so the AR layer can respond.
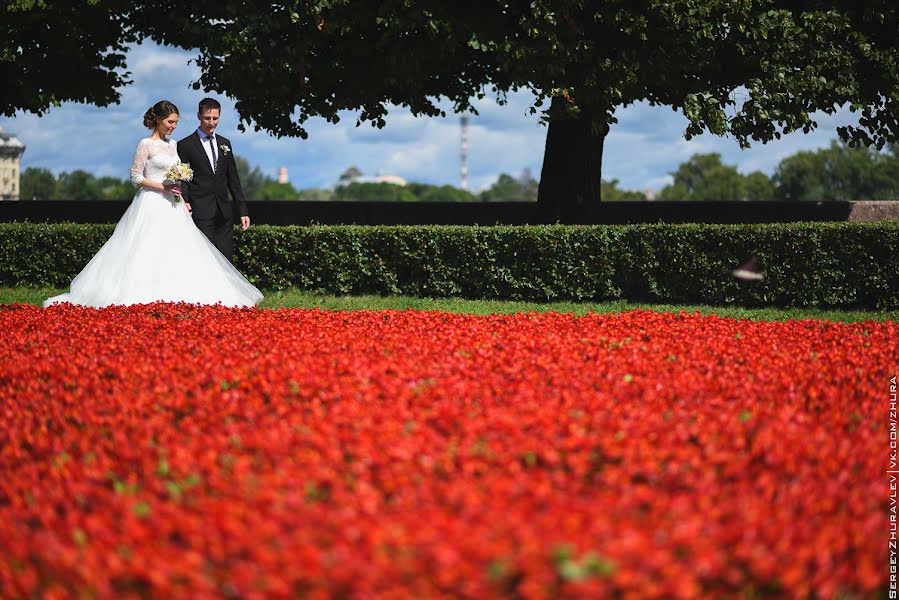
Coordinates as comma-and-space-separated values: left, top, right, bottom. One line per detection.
2, 1, 134, 117
20, 167, 134, 201
130, 1, 899, 217
475, 171, 539, 202
658, 154, 776, 201
601, 180, 647, 202
6, 2, 897, 142
5, 2, 899, 215
126, 2, 899, 147
657, 144, 899, 201
774, 141, 899, 200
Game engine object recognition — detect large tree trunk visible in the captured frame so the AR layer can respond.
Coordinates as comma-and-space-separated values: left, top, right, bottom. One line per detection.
536, 97, 608, 223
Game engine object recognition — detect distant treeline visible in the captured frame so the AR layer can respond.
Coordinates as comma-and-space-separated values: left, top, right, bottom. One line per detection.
18, 141, 899, 202
18, 158, 540, 203
607, 141, 899, 201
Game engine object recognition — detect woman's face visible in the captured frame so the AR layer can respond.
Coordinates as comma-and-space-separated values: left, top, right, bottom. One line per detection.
156, 113, 179, 136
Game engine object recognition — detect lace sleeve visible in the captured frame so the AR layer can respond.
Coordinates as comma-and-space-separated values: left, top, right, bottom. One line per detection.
129, 139, 149, 187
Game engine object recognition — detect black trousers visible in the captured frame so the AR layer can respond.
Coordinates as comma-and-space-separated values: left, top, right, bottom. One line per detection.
194, 211, 234, 262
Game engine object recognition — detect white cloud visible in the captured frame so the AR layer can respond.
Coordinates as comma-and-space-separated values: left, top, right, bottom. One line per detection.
128, 46, 199, 80
0, 40, 864, 193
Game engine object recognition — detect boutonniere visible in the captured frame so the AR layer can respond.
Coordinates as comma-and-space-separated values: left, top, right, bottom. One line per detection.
220, 144, 231, 155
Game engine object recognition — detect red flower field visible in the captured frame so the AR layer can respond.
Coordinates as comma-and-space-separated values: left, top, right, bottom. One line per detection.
0, 303, 893, 599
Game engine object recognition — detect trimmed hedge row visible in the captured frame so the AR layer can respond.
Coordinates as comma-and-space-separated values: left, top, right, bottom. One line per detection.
2, 222, 897, 308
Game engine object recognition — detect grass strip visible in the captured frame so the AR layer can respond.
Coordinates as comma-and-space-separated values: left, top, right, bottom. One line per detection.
4, 287, 895, 323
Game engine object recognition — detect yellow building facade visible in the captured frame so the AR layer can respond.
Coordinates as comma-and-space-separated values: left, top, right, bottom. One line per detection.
0, 129, 26, 201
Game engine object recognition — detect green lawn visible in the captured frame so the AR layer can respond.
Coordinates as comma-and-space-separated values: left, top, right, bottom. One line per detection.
4, 287, 896, 322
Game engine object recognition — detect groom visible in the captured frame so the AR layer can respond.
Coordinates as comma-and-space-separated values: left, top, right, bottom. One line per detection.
177, 98, 250, 261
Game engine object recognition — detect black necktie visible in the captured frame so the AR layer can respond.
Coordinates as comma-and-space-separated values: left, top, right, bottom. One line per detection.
206, 135, 217, 171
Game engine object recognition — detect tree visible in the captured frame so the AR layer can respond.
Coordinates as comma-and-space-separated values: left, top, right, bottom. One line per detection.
296, 188, 334, 201
338, 166, 363, 184
95, 176, 135, 201
232, 155, 305, 199
21, 167, 134, 200
19, 167, 56, 200
479, 174, 530, 202
54, 170, 101, 200
256, 181, 300, 200
658, 154, 777, 201
659, 154, 747, 201
601, 179, 646, 202
774, 140, 899, 200
133, 1, 899, 221
407, 183, 477, 202
234, 155, 270, 201
1, 1, 134, 117
743, 171, 777, 201
7, 3, 899, 219
333, 182, 417, 202
517, 169, 539, 202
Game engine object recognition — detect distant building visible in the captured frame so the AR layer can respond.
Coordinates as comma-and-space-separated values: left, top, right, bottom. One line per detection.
338, 173, 408, 187
278, 166, 289, 184
335, 167, 407, 188
373, 174, 407, 187
0, 128, 25, 201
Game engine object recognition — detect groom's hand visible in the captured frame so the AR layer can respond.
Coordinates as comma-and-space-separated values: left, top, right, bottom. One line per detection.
241, 216, 250, 231
185, 203, 192, 215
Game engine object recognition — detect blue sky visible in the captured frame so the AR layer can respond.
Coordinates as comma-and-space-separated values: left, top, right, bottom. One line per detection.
0, 41, 861, 193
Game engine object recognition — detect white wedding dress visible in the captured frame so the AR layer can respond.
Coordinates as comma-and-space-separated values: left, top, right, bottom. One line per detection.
44, 137, 263, 308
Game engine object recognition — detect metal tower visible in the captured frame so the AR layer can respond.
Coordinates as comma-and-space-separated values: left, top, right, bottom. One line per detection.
460, 115, 469, 191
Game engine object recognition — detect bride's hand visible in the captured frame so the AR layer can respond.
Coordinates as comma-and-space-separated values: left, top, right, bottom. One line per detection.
163, 183, 181, 196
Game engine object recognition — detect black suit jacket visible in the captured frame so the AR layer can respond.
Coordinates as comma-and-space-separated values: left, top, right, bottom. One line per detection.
176, 133, 248, 221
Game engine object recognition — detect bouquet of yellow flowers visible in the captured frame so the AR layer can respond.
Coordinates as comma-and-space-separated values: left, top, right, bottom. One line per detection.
163, 162, 194, 203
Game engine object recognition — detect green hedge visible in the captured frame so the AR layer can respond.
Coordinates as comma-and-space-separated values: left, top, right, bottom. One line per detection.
1, 222, 897, 308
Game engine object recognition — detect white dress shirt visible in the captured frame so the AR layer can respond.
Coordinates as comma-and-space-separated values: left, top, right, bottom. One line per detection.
196, 128, 217, 172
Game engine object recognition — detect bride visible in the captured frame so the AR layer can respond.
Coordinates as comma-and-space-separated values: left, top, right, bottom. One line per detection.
44, 101, 263, 308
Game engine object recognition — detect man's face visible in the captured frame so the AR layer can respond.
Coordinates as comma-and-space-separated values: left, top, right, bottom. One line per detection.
198, 109, 220, 135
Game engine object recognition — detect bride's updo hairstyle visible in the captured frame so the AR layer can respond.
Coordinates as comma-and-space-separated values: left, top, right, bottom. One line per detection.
142, 100, 180, 129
